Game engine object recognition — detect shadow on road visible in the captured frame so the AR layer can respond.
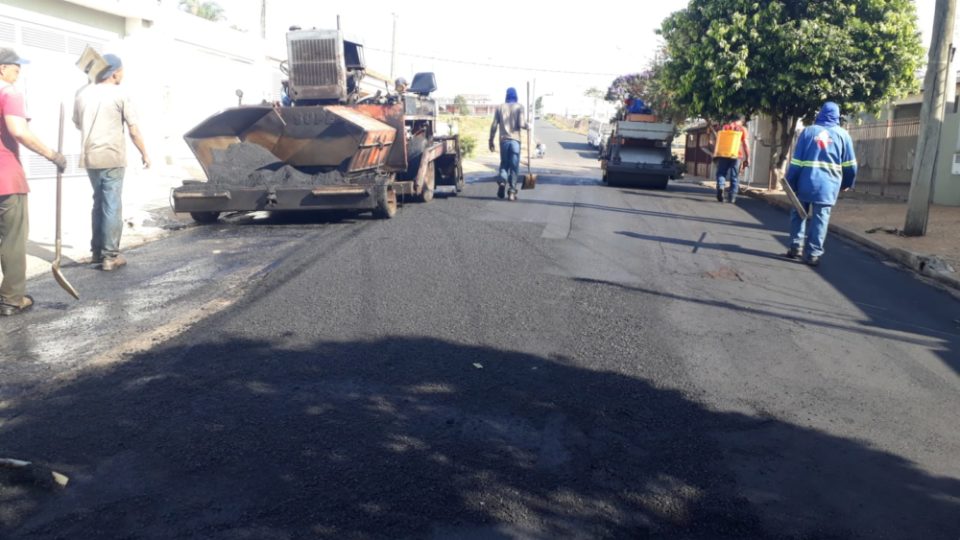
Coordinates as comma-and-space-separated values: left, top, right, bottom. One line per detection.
1, 336, 957, 539
557, 141, 593, 152
614, 182, 960, 378
616, 230, 787, 262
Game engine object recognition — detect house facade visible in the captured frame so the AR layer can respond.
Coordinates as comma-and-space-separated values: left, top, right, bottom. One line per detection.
0, 0, 285, 180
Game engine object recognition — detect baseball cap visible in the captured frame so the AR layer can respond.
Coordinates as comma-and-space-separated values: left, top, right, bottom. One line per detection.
0, 48, 30, 65
97, 53, 123, 82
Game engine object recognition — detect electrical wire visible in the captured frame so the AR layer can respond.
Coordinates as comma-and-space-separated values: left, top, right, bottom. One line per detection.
364, 46, 621, 77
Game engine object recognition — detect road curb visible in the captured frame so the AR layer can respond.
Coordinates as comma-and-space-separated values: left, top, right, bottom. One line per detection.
738, 186, 960, 292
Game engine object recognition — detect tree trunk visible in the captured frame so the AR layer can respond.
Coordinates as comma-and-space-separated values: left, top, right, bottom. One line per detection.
768, 114, 797, 190
766, 117, 781, 190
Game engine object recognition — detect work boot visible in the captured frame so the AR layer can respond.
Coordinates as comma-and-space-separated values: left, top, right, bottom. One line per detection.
0, 295, 34, 317
785, 246, 800, 259
497, 184, 506, 199
716, 188, 723, 202
102, 254, 127, 271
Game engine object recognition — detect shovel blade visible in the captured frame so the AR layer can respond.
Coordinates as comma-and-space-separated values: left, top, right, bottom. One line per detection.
521, 174, 537, 190
52, 264, 80, 300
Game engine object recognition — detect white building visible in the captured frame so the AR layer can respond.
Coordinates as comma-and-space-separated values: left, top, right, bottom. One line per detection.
540, 94, 617, 121
1, 0, 285, 179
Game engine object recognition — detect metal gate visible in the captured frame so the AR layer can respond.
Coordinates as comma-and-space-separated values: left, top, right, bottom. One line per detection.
846, 118, 920, 198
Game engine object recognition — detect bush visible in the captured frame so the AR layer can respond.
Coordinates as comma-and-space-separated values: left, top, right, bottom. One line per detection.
459, 134, 477, 158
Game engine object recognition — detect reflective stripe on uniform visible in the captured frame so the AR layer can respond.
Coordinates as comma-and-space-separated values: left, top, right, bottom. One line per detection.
790, 159, 843, 172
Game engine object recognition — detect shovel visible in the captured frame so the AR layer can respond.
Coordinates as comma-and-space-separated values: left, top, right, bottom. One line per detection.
778, 175, 809, 220
51, 103, 79, 300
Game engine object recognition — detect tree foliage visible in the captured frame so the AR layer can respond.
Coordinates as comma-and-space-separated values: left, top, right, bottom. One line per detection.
604, 51, 691, 123
658, 0, 923, 187
179, 0, 226, 22
605, 73, 649, 103
453, 95, 470, 115
584, 87, 605, 99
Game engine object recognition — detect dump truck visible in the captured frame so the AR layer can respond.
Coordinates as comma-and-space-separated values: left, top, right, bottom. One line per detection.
171, 28, 463, 223
600, 114, 681, 190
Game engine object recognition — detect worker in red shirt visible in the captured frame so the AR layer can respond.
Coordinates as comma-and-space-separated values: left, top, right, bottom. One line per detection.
715, 115, 750, 203
0, 48, 67, 316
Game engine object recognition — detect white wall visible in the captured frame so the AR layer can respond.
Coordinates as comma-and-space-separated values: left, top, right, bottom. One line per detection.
1, 0, 282, 179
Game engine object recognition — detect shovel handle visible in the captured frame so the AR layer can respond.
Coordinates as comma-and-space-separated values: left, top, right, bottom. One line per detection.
51, 102, 79, 300
56, 103, 63, 241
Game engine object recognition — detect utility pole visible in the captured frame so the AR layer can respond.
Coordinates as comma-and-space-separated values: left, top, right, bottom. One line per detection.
260, 0, 266, 40
390, 13, 398, 80
530, 79, 536, 151
904, 0, 956, 236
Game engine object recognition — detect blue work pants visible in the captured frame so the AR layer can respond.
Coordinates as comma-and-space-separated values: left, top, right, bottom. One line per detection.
715, 157, 740, 199
498, 139, 521, 194
87, 168, 125, 260
789, 202, 833, 258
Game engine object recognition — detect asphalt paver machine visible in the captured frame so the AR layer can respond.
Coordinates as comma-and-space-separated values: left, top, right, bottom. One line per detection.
172, 28, 463, 223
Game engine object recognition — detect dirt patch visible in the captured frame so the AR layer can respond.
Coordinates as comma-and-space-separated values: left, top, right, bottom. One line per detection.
703, 266, 745, 281
831, 192, 960, 271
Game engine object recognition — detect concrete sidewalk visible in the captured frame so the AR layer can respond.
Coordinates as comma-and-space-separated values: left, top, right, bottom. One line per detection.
20, 166, 193, 284
694, 176, 960, 292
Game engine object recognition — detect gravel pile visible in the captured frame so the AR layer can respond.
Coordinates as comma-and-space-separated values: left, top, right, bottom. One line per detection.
207, 142, 347, 187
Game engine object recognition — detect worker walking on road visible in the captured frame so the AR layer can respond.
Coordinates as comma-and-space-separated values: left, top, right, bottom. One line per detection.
784, 101, 857, 266
715, 115, 750, 203
0, 48, 67, 316
489, 87, 528, 201
73, 53, 150, 271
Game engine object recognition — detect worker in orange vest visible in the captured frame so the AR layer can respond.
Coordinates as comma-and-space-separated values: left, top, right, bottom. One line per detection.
715, 115, 750, 203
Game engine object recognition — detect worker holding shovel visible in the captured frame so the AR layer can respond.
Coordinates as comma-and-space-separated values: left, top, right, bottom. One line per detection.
0, 48, 67, 316
784, 101, 857, 266
489, 87, 528, 201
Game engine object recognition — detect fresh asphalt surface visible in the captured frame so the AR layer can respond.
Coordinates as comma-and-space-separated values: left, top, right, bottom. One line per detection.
1, 121, 959, 539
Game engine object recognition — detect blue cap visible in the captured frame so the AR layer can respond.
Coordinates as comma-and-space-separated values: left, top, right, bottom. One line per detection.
0, 48, 29, 65
97, 54, 123, 82
505, 87, 518, 103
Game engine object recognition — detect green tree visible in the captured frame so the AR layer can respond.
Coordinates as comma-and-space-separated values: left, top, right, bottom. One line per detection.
584, 87, 604, 99
535, 96, 543, 116
179, 0, 226, 22
659, 0, 923, 188
453, 95, 470, 115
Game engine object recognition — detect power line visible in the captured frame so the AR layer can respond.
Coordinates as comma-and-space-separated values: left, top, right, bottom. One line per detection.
364, 46, 621, 77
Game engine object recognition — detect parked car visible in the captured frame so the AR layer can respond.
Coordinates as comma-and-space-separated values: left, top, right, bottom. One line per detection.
587, 118, 609, 148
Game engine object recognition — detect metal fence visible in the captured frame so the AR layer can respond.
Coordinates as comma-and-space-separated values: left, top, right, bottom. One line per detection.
846, 118, 920, 199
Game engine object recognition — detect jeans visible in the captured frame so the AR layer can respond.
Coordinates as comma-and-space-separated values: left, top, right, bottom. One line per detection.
88, 168, 125, 260
0, 194, 28, 303
498, 139, 521, 194
789, 202, 833, 258
715, 157, 740, 200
